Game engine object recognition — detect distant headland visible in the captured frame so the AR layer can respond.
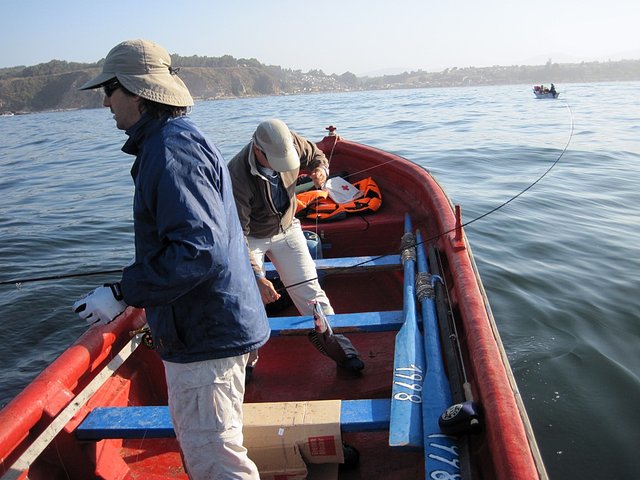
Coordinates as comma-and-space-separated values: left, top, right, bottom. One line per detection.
1, 55, 639, 114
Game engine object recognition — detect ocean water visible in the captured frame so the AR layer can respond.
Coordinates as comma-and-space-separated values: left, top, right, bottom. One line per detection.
1, 82, 639, 479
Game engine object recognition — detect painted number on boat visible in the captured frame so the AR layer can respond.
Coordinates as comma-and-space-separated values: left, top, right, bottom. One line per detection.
427, 433, 461, 479
393, 364, 423, 403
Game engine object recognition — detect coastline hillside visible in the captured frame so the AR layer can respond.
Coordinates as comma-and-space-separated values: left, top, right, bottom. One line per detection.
1, 55, 639, 114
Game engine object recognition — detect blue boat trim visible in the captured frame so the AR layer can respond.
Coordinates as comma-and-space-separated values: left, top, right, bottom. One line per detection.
265, 255, 402, 274
269, 310, 406, 335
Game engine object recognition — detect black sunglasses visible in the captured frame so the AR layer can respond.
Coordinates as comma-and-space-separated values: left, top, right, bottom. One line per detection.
103, 79, 121, 98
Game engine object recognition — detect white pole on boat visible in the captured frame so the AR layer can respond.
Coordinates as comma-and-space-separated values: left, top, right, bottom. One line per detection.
389, 214, 425, 449
0, 331, 144, 480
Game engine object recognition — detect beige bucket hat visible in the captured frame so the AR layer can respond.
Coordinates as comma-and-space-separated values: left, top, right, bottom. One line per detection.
253, 119, 300, 172
80, 39, 193, 107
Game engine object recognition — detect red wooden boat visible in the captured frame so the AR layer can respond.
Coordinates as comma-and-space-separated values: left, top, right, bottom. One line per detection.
0, 127, 548, 480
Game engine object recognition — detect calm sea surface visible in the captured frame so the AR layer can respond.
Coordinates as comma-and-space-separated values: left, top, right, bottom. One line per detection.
1, 82, 639, 479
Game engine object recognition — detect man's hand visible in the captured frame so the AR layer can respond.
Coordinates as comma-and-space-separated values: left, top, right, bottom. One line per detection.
256, 277, 281, 304
310, 166, 329, 189
73, 283, 127, 326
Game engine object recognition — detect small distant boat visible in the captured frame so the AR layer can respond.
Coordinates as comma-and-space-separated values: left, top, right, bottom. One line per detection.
0, 127, 548, 479
533, 85, 559, 99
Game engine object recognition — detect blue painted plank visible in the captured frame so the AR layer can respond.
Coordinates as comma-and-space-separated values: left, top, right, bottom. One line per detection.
269, 310, 405, 336
389, 215, 425, 449
340, 399, 391, 432
264, 255, 401, 274
76, 406, 175, 439
416, 231, 460, 477
76, 399, 392, 440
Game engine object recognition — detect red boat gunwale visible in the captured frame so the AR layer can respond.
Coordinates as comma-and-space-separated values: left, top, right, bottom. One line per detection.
314, 134, 546, 479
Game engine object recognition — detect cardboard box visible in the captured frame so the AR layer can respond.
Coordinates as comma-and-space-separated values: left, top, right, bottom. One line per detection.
244, 400, 343, 479
249, 444, 308, 480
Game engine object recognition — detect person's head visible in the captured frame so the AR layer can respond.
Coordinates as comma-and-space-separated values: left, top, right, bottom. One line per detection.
252, 119, 301, 172
80, 39, 193, 130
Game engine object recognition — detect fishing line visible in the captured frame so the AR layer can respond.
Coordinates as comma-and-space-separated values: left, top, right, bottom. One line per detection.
1, 103, 573, 290
281, 101, 574, 292
453, 102, 573, 231
0, 269, 124, 287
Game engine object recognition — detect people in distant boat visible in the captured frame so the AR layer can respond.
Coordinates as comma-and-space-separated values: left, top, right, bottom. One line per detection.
533, 84, 558, 96
72, 39, 268, 480
228, 119, 365, 376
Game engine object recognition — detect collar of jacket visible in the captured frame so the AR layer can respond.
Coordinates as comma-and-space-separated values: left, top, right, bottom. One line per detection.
122, 112, 157, 156
248, 140, 271, 180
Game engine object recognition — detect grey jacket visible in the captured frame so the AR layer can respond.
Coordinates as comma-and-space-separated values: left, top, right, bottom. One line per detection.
228, 130, 329, 274
228, 130, 328, 229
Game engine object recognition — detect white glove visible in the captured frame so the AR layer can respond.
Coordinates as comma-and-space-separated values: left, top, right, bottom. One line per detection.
73, 283, 127, 326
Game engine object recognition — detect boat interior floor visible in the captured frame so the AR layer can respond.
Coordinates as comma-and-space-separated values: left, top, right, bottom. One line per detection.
242, 270, 424, 479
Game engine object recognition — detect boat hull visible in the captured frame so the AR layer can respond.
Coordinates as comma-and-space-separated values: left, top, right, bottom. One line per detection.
533, 91, 559, 99
0, 132, 547, 480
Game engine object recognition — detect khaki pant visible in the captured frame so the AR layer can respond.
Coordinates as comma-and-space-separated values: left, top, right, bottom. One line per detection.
248, 218, 332, 316
248, 219, 360, 368
164, 355, 259, 479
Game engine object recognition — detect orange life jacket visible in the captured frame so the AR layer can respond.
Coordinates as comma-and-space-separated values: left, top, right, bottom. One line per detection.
295, 177, 382, 222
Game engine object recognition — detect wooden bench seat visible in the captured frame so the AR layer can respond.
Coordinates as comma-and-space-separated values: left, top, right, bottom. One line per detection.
76, 399, 392, 440
269, 310, 406, 335
265, 255, 402, 275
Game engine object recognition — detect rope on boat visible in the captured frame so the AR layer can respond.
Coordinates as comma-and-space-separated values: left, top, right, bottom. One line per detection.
415, 272, 436, 301
400, 232, 417, 263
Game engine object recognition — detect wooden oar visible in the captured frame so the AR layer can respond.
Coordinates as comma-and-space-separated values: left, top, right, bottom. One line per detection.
389, 215, 425, 449
416, 231, 460, 476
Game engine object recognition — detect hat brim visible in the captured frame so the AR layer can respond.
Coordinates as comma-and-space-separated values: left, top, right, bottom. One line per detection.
118, 73, 194, 107
79, 72, 194, 107
267, 150, 300, 172
79, 72, 117, 90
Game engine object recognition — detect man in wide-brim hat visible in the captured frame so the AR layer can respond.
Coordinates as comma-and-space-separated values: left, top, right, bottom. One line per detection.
73, 39, 269, 479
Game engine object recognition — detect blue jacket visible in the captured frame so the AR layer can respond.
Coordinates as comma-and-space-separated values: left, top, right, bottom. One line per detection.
120, 113, 270, 363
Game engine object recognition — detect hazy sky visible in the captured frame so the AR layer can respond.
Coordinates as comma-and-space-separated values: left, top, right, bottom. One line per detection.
2, 0, 638, 75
